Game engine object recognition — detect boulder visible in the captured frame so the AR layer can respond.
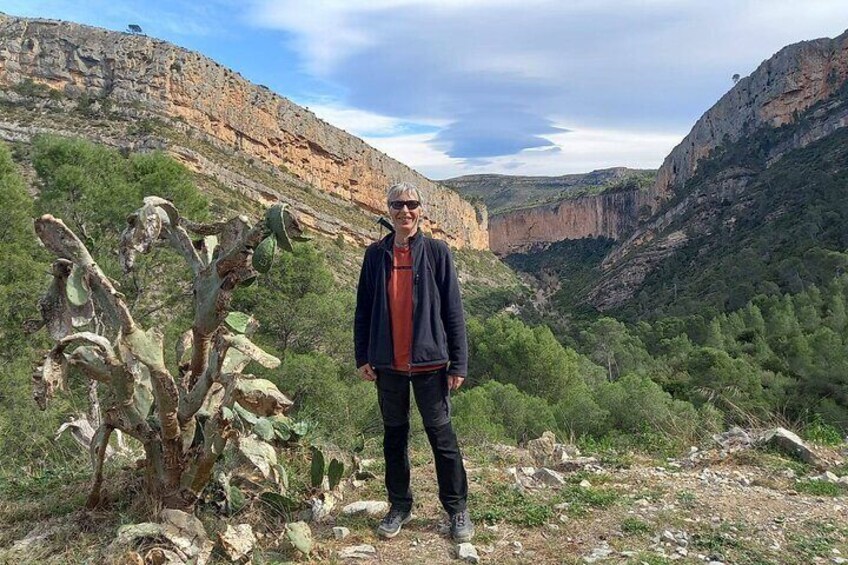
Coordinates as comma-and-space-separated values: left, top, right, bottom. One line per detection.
758, 427, 822, 466
527, 431, 557, 465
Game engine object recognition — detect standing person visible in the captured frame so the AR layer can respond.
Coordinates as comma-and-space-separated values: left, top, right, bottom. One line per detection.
354, 182, 474, 542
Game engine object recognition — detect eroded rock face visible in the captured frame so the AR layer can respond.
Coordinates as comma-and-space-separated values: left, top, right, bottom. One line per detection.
653, 29, 848, 205
489, 189, 650, 255
0, 14, 487, 249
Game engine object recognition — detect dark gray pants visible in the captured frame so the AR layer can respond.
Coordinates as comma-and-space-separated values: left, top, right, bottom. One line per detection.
376, 368, 468, 515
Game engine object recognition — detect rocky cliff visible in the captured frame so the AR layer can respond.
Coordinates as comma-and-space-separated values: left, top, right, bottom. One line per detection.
488, 189, 651, 255
587, 28, 848, 310
652, 28, 848, 206
447, 168, 653, 255
444, 168, 650, 215
0, 14, 487, 249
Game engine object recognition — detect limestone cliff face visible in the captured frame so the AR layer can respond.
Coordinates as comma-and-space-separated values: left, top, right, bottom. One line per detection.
588, 29, 848, 311
488, 189, 649, 255
0, 14, 487, 249
652, 28, 848, 206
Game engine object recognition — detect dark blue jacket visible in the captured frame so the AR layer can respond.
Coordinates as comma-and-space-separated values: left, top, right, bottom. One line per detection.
354, 230, 467, 376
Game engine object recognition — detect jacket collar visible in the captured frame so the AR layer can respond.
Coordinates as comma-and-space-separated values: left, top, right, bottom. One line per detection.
377, 228, 424, 252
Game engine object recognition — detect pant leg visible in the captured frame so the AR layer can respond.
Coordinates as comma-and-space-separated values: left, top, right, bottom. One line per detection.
376, 369, 413, 512
411, 369, 468, 515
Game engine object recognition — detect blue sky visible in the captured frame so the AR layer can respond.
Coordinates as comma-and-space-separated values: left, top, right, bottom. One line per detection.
3, 1, 848, 179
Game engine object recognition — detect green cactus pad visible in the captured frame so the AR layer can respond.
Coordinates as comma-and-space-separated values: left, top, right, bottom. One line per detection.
252, 235, 276, 274
285, 521, 313, 555
265, 204, 294, 252
224, 311, 252, 334
310, 447, 325, 489
327, 458, 345, 490
65, 264, 91, 307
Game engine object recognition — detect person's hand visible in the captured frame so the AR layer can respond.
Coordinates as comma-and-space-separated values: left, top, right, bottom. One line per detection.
358, 363, 377, 382
447, 374, 465, 391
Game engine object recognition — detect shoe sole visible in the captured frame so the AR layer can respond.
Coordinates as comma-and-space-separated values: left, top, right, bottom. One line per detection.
376, 514, 413, 539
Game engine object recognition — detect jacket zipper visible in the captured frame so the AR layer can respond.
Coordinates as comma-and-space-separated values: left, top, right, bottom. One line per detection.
410, 240, 418, 373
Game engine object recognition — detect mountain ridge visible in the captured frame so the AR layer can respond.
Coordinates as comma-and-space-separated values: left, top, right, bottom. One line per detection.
0, 13, 488, 249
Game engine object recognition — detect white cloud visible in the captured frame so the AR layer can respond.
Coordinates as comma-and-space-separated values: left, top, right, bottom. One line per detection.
363, 125, 684, 179
246, 0, 848, 172
307, 102, 446, 137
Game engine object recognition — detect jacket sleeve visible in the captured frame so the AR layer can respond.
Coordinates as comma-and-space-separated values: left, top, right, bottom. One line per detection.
436, 242, 468, 377
354, 247, 373, 368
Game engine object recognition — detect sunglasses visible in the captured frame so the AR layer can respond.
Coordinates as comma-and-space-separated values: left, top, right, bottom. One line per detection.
389, 200, 421, 210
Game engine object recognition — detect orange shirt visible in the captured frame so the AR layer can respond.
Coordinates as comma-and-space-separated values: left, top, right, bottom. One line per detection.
388, 245, 446, 373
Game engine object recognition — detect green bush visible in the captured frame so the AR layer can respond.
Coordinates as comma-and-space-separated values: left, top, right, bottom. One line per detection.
467, 313, 589, 402
453, 381, 556, 444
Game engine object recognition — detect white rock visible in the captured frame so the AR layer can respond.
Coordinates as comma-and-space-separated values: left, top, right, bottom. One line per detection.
338, 544, 377, 559
333, 527, 350, 540
457, 543, 480, 563
342, 501, 388, 517
579, 479, 592, 488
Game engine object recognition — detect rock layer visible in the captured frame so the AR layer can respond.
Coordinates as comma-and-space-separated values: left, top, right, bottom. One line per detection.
0, 14, 487, 249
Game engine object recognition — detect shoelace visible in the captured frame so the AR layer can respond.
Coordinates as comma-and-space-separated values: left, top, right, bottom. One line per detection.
453, 511, 466, 527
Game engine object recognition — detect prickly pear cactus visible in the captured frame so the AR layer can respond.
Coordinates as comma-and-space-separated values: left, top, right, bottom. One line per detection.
27, 196, 309, 511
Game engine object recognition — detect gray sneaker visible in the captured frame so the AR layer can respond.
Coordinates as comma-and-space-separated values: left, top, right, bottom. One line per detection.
376, 507, 412, 538
450, 509, 474, 542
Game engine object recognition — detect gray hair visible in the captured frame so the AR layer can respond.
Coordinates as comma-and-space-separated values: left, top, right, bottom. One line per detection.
386, 182, 422, 208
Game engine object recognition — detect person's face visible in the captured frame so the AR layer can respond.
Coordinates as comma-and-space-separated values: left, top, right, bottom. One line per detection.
389, 191, 421, 234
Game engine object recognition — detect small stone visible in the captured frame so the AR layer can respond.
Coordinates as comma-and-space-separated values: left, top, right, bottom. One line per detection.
662, 530, 676, 543
676, 547, 688, 556
579, 479, 592, 488
512, 540, 523, 553
342, 500, 388, 517
546, 523, 560, 532
457, 543, 480, 563
338, 544, 377, 560
333, 527, 350, 540
832, 558, 847, 564
484, 524, 499, 532
635, 498, 650, 506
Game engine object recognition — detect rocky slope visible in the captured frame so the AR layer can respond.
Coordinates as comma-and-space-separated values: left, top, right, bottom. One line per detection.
653, 28, 848, 205
0, 13, 488, 249
588, 29, 848, 311
2, 429, 846, 564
